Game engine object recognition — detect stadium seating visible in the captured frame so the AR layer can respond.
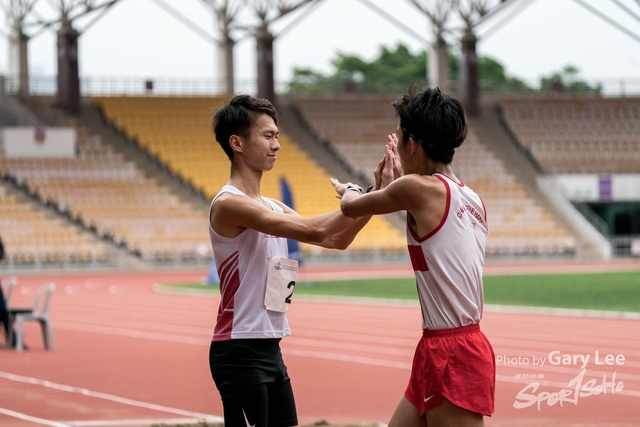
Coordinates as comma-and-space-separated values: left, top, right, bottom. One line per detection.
93, 96, 407, 253
0, 183, 110, 265
0, 122, 210, 262
290, 96, 577, 256
500, 97, 640, 174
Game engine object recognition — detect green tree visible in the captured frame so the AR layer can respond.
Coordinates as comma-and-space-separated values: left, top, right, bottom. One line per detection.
287, 43, 534, 94
478, 56, 533, 93
540, 65, 602, 95
288, 43, 428, 94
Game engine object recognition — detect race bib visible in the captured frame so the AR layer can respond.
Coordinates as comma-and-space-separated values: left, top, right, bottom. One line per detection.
264, 257, 298, 313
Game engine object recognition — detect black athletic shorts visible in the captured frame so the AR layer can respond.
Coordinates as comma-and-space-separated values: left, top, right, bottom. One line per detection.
209, 338, 297, 427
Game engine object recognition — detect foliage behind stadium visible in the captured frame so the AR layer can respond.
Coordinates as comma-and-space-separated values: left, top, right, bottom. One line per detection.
287, 43, 602, 95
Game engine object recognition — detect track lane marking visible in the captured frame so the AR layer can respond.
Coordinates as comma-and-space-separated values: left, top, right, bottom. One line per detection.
283, 348, 413, 370
0, 372, 222, 421
62, 417, 223, 426
0, 407, 71, 427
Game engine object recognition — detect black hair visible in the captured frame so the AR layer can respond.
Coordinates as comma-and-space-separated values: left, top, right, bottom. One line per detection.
212, 94, 279, 160
392, 86, 467, 164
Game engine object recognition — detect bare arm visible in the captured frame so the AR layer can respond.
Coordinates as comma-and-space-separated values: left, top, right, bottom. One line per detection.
338, 175, 417, 218
271, 199, 372, 250
337, 174, 448, 239
210, 193, 363, 247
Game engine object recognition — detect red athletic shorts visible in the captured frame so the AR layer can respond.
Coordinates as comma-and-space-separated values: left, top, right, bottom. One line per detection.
404, 323, 495, 417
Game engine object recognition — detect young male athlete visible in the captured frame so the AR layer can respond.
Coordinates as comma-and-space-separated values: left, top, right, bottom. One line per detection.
331, 86, 495, 427
208, 95, 370, 427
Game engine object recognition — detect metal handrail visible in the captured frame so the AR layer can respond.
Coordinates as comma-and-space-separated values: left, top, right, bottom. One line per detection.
3, 75, 640, 97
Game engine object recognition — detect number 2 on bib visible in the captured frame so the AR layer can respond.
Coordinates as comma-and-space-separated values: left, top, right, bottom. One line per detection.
285, 281, 296, 304
264, 257, 298, 313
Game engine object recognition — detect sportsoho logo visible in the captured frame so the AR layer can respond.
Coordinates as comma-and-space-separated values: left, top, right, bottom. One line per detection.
497, 350, 626, 410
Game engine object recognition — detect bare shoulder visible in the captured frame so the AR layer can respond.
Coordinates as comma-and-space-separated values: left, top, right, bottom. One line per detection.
210, 192, 277, 238
393, 174, 447, 195
389, 174, 447, 214
210, 192, 263, 226
211, 192, 246, 213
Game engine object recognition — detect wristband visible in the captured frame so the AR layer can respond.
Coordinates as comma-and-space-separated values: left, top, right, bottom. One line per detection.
346, 184, 364, 194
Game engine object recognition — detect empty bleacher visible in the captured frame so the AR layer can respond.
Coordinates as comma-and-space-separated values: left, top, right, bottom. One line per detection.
93, 96, 406, 253
0, 182, 111, 266
500, 97, 640, 174
292, 96, 397, 179
291, 96, 577, 256
0, 120, 210, 263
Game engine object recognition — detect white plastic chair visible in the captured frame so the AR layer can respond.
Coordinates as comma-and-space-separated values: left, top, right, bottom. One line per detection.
3, 276, 17, 309
9, 283, 56, 352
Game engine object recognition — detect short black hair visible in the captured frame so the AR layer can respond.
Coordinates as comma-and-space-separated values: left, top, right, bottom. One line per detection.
392, 86, 467, 164
212, 95, 279, 160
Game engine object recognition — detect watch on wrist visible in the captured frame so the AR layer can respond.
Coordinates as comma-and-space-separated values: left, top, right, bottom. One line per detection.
346, 184, 364, 194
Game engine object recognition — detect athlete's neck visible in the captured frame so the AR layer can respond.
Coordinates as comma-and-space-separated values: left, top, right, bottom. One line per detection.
414, 161, 460, 184
229, 165, 263, 198
432, 164, 459, 184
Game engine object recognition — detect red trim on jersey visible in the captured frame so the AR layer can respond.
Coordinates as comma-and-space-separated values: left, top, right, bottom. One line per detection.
437, 172, 465, 187
408, 245, 429, 272
479, 196, 488, 225
213, 251, 240, 341
408, 175, 451, 242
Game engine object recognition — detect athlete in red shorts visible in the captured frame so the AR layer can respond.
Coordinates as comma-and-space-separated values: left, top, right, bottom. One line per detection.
332, 86, 495, 427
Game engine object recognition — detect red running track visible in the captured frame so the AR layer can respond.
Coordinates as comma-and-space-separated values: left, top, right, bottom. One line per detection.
1, 264, 639, 427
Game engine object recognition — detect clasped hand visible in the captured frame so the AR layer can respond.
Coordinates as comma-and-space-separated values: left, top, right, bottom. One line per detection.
331, 133, 403, 197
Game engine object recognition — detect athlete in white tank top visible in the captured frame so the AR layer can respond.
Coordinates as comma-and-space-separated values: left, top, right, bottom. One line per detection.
332, 87, 495, 426
209, 185, 290, 341
406, 173, 487, 330
209, 95, 373, 427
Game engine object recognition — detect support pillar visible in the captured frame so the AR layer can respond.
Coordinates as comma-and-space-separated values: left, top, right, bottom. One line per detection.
460, 28, 479, 116
215, 35, 235, 95
56, 22, 80, 115
428, 34, 449, 91
256, 24, 275, 102
9, 22, 30, 96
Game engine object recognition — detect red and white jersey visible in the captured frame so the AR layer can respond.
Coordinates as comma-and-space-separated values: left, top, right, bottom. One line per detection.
407, 173, 488, 330
208, 185, 290, 341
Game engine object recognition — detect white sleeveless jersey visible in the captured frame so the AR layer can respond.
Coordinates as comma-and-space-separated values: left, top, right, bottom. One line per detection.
407, 174, 488, 330
208, 185, 290, 341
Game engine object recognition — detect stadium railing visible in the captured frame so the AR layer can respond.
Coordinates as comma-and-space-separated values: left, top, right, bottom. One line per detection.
3, 75, 640, 97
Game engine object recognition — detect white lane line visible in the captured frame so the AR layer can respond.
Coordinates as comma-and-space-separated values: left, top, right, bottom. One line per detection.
54, 321, 417, 356
283, 348, 412, 370
53, 314, 213, 336
0, 372, 222, 421
484, 304, 640, 320
63, 417, 222, 426
56, 321, 640, 383
286, 337, 413, 357
0, 407, 71, 427
491, 336, 640, 352
54, 321, 414, 365
53, 321, 208, 346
